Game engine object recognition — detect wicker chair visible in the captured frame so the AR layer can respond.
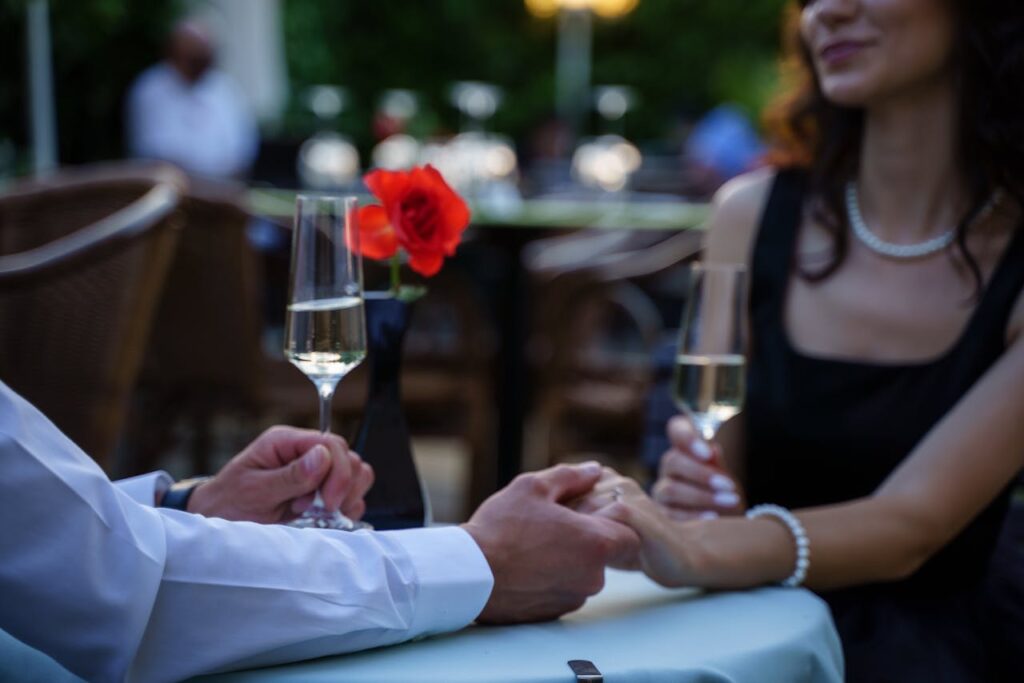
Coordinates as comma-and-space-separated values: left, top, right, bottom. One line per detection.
524, 228, 704, 475
125, 177, 266, 476
0, 163, 185, 472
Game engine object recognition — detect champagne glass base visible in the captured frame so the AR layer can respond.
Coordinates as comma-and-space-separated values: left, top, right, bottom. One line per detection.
289, 506, 373, 531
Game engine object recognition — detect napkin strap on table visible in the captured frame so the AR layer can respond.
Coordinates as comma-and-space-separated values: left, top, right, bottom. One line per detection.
568, 659, 603, 682
746, 504, 810, 588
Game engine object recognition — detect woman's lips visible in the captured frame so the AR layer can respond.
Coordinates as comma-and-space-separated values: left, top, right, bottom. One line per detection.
820, 41, 868, 66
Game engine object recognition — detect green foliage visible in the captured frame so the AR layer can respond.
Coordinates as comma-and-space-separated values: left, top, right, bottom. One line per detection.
282, 0, 788, 154
0, 0, 788, 168
0, 0, 180, 165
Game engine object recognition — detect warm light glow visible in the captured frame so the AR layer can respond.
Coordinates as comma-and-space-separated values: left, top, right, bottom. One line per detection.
589, 0, 638, 19
525, 0, 638, 19
525, 0, 560, 18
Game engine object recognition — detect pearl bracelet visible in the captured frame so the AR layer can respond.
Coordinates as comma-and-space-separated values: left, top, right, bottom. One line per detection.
746, 504, 810, 588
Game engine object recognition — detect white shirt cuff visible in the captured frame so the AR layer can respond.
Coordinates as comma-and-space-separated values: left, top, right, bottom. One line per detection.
114, 471, 174, 507
382, 526, 494, 638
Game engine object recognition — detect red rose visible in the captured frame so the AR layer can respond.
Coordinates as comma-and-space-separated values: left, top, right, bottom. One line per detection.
357, 165, 470, 277
356, 204, 399, 260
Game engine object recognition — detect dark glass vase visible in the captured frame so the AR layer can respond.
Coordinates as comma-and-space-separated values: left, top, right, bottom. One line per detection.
354, 292, 430, 530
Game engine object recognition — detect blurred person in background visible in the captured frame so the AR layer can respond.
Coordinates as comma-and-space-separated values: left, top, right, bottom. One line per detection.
581, 0, 1024, 680
682, 103, 765, 196
126, 19, 258, 180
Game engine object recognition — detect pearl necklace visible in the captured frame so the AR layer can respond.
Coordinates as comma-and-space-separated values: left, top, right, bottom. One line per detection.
845, 181, 1000, 260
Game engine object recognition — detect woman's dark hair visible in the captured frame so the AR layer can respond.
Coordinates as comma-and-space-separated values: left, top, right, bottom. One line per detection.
764, 0, 1024, 288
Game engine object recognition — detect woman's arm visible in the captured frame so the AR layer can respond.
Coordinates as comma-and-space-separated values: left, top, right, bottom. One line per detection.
612, 165, 1024, 590
600, 327, 1024, 589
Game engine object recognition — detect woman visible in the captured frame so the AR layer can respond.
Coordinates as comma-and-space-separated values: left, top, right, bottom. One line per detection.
583, 0, 1024, 679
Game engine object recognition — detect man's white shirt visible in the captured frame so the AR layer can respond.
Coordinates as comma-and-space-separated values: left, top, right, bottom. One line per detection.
0, 381, 493, 682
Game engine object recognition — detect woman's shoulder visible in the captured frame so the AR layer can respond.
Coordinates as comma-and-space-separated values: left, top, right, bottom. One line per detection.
703, 166, 778, 265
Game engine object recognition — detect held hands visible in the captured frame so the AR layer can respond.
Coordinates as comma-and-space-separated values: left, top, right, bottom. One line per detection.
187, 426, 374, 524
462, 462, 640, 624
568, 414, 748, 588
574, 472, 698, 588
653, 416, 745, 520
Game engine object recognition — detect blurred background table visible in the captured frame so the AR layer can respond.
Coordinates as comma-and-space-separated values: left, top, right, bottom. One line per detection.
193, 569, 843, 683
249, 189, 707, 232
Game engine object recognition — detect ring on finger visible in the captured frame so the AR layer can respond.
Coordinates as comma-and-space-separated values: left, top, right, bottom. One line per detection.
611, 485, 624, 502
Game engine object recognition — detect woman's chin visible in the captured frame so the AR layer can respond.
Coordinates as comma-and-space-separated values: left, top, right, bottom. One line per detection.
821, 82, 873, 109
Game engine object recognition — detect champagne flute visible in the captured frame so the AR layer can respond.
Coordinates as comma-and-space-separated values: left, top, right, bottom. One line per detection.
672, 263, 747, 441
285, 195, 368, 530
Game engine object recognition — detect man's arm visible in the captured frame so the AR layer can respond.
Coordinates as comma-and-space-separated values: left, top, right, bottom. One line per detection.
1, 380, 638, 681
0, 382, 491, 683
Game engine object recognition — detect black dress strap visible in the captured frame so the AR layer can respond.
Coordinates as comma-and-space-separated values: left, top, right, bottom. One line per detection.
749, 168, 807, 330
962, 224, 1024, 357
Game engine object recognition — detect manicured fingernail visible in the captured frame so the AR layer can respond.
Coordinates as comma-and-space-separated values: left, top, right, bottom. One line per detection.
692, 440, 713, 461
699, 511, 719, 520
713, 491, 740, 507
302, 446, 327, 475
579, 461, 602, 476
709, 474, 735, 492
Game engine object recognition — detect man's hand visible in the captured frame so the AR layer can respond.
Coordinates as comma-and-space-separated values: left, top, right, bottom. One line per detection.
461, 462, 640, 624
186, 426, 374, 524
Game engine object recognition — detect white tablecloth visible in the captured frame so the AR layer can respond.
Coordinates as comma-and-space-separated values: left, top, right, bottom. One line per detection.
194, 569, 844, 683
0, 570, 842, 682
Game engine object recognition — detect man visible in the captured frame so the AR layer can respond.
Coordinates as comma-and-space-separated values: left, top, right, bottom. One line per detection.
0, 381, 638, 682
126, 20, 259, 179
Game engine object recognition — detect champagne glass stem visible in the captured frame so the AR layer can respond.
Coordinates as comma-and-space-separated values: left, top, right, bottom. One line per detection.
316, 380, 338, 434
295, 378, 363, 530
691, 414, 719, 442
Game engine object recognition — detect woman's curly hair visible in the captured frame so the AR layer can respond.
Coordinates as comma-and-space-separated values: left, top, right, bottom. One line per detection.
764, 0, 1024, 287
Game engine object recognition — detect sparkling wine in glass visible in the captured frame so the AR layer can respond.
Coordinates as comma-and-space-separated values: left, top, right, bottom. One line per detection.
672, 263, 747, 441
285, 194, 368, 530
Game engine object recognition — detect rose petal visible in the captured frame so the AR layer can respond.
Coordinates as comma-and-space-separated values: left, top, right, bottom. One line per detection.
407, 249, 445, 277
365, 168, 411, 207
355, 204, 398, 259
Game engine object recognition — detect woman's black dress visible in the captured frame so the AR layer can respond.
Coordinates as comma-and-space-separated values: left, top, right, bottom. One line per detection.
745, 169, 1024, 682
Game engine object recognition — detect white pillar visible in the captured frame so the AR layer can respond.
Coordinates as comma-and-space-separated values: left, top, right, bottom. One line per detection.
555, 8, 592, 149
191, 0, 289, 124
26, 0, 58, 175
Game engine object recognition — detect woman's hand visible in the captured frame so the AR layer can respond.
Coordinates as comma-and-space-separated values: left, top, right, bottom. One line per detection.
575, 470, 699, 588
653, 416, 745, 520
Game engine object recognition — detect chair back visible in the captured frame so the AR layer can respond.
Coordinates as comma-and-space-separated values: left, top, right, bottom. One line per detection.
524, 228, 704, 470
126, 180, 265, 476
0, 163, 184, 470
140, 181, 263, 396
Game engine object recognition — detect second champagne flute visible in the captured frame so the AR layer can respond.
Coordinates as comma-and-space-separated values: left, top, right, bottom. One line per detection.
672, 263, 747, 442
285, 195, 367, 530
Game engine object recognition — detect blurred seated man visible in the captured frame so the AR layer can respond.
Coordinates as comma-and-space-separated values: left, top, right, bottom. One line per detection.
0, 380, 636, 682
126, 19, 258, 179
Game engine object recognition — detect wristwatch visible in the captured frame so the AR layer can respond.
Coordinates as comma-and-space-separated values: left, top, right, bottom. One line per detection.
159, 476, 212, 511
